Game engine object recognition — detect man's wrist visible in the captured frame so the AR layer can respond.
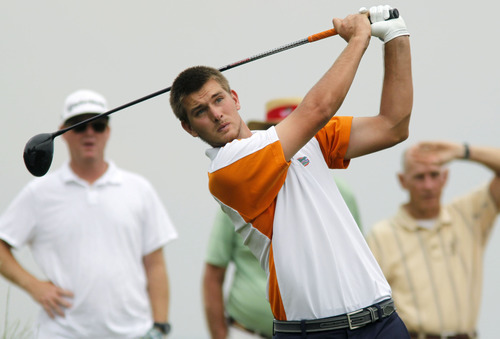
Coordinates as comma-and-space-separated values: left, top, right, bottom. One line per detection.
153, 322, 171, 335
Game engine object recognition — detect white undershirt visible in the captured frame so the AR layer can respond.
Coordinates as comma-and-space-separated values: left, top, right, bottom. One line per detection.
417, 219, 437, 229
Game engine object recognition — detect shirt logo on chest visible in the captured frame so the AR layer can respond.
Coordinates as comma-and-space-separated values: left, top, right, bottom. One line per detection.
297, 156, 310, 167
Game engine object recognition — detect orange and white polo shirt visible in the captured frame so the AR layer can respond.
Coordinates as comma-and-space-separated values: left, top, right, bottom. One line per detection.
206, 116, 391, 321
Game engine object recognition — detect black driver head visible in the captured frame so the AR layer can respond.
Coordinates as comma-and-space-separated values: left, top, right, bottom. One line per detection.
23, 133, 54, 177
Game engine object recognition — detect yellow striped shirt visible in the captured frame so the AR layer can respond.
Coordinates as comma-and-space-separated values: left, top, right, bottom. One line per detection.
367, 185, 498, 333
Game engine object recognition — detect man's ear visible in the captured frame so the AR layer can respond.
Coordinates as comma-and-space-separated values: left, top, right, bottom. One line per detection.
442, 168, 449, 185
181, 120, 198, 137
231, 90, 241, 110
397, 173, 407, 190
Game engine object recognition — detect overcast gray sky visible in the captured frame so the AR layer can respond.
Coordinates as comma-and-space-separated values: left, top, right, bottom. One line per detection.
1, 1, 499, 337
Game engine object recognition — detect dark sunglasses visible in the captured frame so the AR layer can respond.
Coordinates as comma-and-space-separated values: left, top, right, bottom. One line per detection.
72, 121, 108, 133
65, 116, 109, 134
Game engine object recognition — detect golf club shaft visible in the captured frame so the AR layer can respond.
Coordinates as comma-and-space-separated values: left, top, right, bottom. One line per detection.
54, 28, 341, 138
55, 7, 400, 136
25, 8, 401, 177
218, 28, 338, 72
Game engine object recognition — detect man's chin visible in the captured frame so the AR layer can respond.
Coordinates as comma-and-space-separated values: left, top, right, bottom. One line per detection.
419, 200, 440, 213
79, 150, 100, 161
201, 133, 237, 148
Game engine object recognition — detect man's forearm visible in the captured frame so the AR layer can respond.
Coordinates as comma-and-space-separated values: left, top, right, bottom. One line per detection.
305, 35, 370, 123
379, 36, 413, 142
467, 145, 500, 175
467, 145, 500, 209
204, 290, 227, 339
148, 271, 169, 322
0, 240, 37, 294
144, 249, 169, 322
203, 264, 228, 339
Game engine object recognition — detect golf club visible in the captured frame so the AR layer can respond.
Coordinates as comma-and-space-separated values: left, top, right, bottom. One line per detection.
23, 9, 399, 177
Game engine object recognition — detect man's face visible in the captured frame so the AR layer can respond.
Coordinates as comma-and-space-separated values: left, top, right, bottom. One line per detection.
181, 79, 248, 147
399, 154, 448, 216
61, 114, 110, 164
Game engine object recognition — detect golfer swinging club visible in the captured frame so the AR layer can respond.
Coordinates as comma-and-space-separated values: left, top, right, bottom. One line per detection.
170, 5, 412, 338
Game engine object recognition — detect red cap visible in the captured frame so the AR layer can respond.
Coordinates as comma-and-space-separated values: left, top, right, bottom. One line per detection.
247, 97, 302, 130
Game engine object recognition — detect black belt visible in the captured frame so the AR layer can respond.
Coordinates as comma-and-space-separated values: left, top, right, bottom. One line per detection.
273, 298, 395, 334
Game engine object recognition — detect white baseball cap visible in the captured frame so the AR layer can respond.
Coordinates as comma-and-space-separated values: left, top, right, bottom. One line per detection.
61, 89, 108, 123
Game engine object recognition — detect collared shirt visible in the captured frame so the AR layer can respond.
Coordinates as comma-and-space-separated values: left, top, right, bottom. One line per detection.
0, 161, 178, 338
367, 185, 498, 334
205, 177, 363, 336
206, 117, 391, 321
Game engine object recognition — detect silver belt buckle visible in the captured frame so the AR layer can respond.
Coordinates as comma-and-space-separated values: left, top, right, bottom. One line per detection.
346, 309, 363, 330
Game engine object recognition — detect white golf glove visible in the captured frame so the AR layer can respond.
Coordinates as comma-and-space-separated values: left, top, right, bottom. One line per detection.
359, 5, 409, 43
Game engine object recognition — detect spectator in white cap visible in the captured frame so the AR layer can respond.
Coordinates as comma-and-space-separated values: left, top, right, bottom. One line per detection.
0, 89, 178, 338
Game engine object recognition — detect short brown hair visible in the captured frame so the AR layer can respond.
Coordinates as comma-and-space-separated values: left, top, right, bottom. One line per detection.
170, 66, 231, 122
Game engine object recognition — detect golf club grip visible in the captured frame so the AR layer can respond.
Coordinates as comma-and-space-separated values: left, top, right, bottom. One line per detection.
307, 8, 399, 43
308, 29, 338, 42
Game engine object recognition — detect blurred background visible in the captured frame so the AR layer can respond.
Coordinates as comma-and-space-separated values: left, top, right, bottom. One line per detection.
1, 1, 499, 337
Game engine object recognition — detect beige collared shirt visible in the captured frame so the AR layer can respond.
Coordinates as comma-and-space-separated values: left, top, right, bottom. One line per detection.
367, 185, 498, 334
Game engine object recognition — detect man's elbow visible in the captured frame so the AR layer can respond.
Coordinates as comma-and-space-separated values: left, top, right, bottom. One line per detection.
386, 123, 410, 147
395, 128, 410, 144
387, 117, 410, 147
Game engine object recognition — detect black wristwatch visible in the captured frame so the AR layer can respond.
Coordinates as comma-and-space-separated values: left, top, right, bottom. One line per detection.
154, 322, 171, 335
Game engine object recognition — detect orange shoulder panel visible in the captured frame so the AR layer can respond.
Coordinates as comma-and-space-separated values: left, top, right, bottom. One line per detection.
315, 116, 352, 169
208, 141, 289, 224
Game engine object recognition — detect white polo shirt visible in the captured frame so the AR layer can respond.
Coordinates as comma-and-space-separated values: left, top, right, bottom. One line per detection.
0, 161, 178, 338
206, 117, 391, 321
